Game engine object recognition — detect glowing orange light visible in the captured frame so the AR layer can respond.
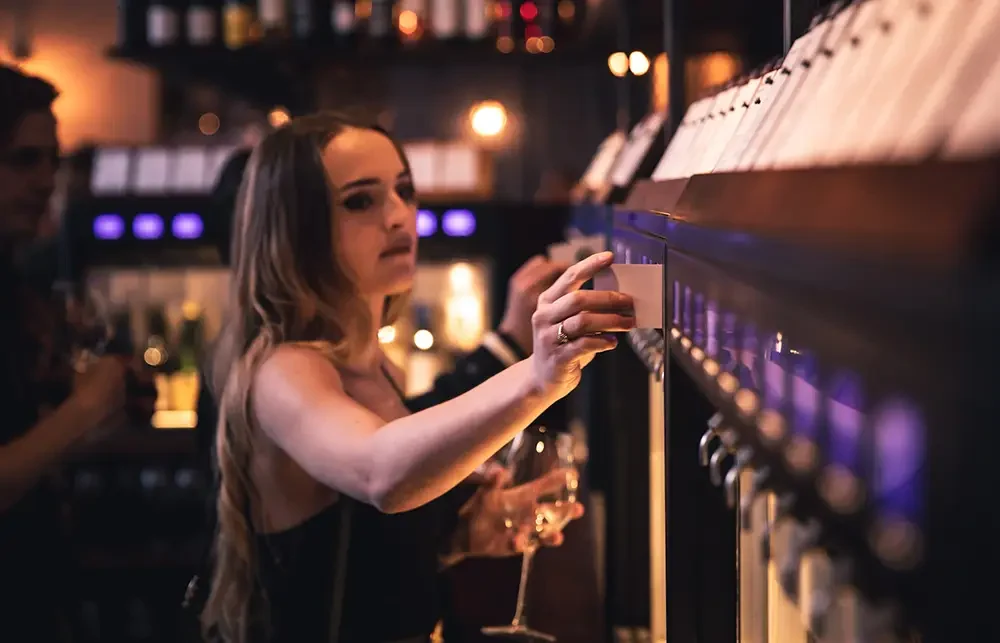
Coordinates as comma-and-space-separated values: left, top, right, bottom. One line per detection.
525, 37, 541, 53
199, 112, 220, 136
398, 10, 419, 35
496, 35, 515, 53
557, 0, 575, 20
539, 36, 555, 53
495, 2, 511, 19
520, 2, 538, 21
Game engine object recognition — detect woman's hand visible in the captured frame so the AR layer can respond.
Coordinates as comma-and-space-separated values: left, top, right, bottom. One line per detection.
69, 355, 130, 442
530, 251, 634, 399
498, 255, 569, 355
447, 465, 585, 565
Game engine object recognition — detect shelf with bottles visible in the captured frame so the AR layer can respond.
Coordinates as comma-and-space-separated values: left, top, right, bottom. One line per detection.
111, 1, 607, 92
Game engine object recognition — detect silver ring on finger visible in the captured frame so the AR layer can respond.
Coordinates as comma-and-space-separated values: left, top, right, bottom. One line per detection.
556, 322, 571, 345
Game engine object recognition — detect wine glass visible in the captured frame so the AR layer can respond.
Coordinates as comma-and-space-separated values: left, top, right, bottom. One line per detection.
65, 283, 113, 372
482, 426, 580, 642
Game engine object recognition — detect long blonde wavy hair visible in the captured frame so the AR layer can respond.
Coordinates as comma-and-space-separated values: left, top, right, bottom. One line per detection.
202, 112, 410, 642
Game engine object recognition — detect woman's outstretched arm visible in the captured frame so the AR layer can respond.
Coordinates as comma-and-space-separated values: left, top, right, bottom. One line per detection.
252, 252, 633, 514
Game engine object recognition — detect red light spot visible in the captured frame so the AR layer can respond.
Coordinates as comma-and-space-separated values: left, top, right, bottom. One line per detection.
520, 2, 538, 21
524, 24, 542, 39
497, 2, 511, 18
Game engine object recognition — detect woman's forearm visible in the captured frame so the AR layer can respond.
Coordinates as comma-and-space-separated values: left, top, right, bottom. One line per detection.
0, 396, 93, 512
368, 358, 554, 513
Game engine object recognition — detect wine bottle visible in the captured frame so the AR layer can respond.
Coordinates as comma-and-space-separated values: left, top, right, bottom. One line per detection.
291, 0, 328, 41
187, 0, 221, 47
368, 0, 394, 40
331, 0, 357, 44
117, 0, 149, 50
464, 0, 489, 40
147, 0, 180, 47
223, 0, 254, 48
258, 0, 288, 40
429, 0, 457, 40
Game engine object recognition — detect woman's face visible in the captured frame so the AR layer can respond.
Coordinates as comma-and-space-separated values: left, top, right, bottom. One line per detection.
322, 127, 418, 297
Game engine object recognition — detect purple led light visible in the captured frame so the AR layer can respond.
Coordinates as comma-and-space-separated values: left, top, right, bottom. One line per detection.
172, 213, 204, 240
416, 209, 437, 237
442, 209, 476, 237
133, 213, 164, 240
93, 214, 125, 240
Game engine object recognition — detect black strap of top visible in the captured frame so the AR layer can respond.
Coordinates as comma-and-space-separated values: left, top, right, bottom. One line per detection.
328, 363, 406, 643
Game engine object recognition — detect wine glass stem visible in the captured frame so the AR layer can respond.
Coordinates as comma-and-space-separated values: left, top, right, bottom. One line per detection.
511, 544, 537, 628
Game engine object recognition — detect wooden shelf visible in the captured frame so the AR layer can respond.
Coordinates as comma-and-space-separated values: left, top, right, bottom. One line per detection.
108, 41, 612, 112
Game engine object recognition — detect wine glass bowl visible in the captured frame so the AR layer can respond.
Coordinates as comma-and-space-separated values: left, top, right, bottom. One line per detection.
482, 426, 580, 641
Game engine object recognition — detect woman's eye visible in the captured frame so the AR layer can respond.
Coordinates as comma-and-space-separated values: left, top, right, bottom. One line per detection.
342, 193, 375, 211
397, 183, 416, 203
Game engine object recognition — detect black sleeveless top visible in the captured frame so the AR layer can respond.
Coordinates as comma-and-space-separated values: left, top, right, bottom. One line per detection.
249, 367, 469, 643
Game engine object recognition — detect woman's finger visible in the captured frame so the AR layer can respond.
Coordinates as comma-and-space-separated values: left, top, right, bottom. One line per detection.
560, 312, 635, 338
538, 252, 614, 305
552, 334, 618, 363
536, 289, 634, 325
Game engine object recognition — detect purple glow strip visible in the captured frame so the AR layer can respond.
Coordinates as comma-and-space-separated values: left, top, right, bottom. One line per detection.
133, 213, 164, 240
93, 214, 125, 240
416, 209, 437, 237
442, 209, 476, 237
172, 213, 204, 240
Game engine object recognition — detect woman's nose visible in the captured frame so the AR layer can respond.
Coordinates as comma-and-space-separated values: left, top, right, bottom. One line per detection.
385, 194, 410, 228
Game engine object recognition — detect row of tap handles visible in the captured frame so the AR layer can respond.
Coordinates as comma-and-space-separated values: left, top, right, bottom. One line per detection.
697, 411, 893, 639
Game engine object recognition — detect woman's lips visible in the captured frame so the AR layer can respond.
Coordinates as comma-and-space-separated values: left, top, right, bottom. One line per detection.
380, 245, 412, 258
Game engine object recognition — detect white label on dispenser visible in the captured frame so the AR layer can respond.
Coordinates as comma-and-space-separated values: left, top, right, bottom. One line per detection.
609, 112, 666, 187
172, 147, 210, 193
91, 148, 132, 196
187, 7, 216, 46
147, 5, 179, 47
133, 147, 171, 195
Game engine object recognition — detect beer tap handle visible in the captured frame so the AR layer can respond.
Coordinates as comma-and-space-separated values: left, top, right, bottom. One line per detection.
699, 412, 726, 466
724, 446, 754, 509
779, 518, 822, 601
739, 466, 771, 531
762, 492, 796, 563
708, 428, 737, 486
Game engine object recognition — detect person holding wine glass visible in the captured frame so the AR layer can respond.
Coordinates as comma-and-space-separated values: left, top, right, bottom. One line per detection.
0, 64, 136, 641
199, 112, 634, 643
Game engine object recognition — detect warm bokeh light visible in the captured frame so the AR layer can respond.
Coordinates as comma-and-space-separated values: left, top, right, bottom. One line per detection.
525, 37, 541, 54
449, 262, 475, 291
198, 112, 221, 136
608, 52, 629, 77
398, 10, 419, 35
699, 51, 741, 88
520, 2, 539, 21
355, 0, 373, 19
1, 30, 158, 150
539, 36, 555, 53
414, 329, 435, 351
653, 53, 669, 113
557, 0, 576, 20
268, 106, 290, 128
378, 325, 397, 344
629, 51, 650, 76
496, 36, 515, 53
469, 100, 508, 138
